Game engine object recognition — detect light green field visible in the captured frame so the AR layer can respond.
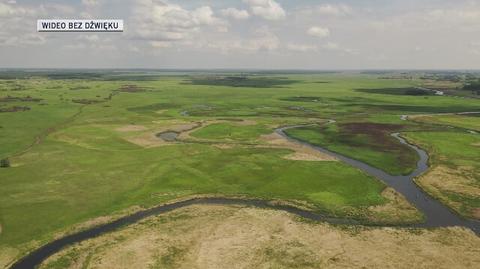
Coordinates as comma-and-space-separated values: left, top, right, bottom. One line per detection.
1, 72, 479, 267
190, 123, 270, 141
405, 130, 480, 218
412, 114, 480, 132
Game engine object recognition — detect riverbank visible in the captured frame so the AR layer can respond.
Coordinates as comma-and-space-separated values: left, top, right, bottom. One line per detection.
7, 123, 480, 269
38, 204, 480, 269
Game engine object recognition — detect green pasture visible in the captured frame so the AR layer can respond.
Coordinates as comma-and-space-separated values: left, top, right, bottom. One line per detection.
405, 130, 480, 218
1, 72, 479, 265
284, 123, 419, 175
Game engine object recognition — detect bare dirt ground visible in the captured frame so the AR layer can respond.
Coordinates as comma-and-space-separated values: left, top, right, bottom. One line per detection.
40, 204, 480, 269
259, 132, 337, 161
473, 209, 480, 219
115, 125, 148, 132
367, 187, 422, 223
119, 120, 336, 161
0, 247, 18, 269
176, 119, 257, 141
123, 123, 199, 148
416, 165, 480, 219
121, 119, 257, 148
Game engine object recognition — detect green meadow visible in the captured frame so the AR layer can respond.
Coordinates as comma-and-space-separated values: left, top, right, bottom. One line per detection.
285, 122, 419, 175
0, 71, 479, 266
401, 114, 480, 219
190, 122, 271, 141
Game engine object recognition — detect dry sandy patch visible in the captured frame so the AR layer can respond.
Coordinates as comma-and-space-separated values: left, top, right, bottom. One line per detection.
115, 125, 148, 132
473, 208, 480, 219
259, 132, 336, 161
40, 205, 480, 269
176, 119, 257, 141
234, 119, 257, 126
417, 165, 480, 219
0, 246, 19, 269
368, 187, 422, 223
419, 165, 479, 198
125, 123, 199, 148
213, 144, 235, 149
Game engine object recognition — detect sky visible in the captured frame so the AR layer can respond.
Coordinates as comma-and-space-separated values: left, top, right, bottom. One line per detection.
1, 0, 480, 69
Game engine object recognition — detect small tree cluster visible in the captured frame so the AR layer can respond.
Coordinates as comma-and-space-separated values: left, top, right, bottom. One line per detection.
0, 158, 10, 168
463, 80, 480, 95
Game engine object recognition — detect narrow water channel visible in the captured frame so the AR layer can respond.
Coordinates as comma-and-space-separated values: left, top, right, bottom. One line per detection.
9, 125, 480, 269
276, 126, 480, 233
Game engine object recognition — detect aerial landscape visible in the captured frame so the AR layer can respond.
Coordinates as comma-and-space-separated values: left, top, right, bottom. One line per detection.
1, 0, 480, 269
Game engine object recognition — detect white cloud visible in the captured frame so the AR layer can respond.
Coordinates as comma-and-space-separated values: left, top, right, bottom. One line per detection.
322, 42, 338, 50
243, 0, 285, 21
426, 8, 480, 24
45, 3, 75, 14
64, 35, 115, 51
0, 1, 35, 17
0, 2, 14, 16
294, 3, 352, 18
151, 41, 173, 48
130, 0, 227, 45
203, 26, 279, 53
369, 3, 480, 32
0, 1, 45, 47
192, 6, 223, 25
286, 43, 318, 52
221, 7, 249, 20
82, 0, 100, 7
82, 35, 100, 42
469, 41, 480, 55
0, 33, 45, 46
285, 42, 353, 54
322, 42, 355, 54
315, 4, 351, 16
248, 27, 280, 50
1, 0, 480, 69
307, 26, 330, 38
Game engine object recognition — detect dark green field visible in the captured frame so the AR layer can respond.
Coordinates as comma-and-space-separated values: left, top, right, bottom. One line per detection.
285, 122, 419, 175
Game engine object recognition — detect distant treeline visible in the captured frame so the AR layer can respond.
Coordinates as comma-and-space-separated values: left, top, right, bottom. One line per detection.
463, 80, 480, 95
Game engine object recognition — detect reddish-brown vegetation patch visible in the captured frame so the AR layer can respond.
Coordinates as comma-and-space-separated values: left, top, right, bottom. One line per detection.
340, 122, 405, 151
118, 85, 147, 93
69, 86, 90, 91
341, 122, 403, 136
72, 99, 103, 105
259, 132, 336, 161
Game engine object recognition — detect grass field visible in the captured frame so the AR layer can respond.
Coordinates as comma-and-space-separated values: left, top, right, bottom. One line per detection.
1, 71, 479, 268
285, 122, 419, 175
411, 114, 480, 132
403, 114, 480, 219
190, 122, 270, 141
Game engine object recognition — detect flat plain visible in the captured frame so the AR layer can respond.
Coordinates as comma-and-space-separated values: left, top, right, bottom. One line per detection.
0, 71, 479, 268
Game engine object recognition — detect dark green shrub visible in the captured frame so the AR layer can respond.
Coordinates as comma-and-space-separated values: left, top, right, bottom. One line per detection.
0, 158, 10, 168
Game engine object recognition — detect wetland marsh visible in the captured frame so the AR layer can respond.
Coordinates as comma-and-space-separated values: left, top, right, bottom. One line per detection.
1, 71, 479, 269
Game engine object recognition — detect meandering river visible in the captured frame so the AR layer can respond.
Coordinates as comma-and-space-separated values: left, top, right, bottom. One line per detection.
9, 125, 480, 269
276, 126, 480, 233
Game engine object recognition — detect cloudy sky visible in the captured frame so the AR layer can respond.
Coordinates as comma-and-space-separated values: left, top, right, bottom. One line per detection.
1, 0, 480, 69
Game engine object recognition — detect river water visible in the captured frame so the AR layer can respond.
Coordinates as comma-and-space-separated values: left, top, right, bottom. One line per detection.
9, 125, 480, 269
276, 126, 480, 233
